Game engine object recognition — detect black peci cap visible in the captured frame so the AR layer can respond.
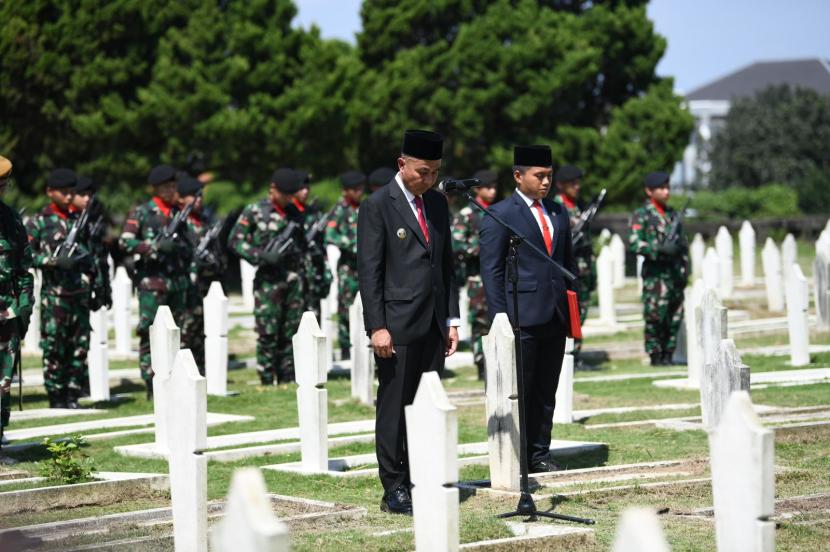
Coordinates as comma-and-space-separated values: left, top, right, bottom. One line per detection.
513, 145, 552, 168
401, 129, 443, 161
47, 168, 77, 189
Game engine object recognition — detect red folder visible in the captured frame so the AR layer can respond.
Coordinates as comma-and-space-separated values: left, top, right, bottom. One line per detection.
567, 290, 582, 339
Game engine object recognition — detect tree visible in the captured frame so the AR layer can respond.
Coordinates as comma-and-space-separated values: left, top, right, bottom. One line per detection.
709, 85, 830, 213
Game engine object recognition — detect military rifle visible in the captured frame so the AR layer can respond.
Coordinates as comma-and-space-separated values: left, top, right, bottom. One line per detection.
304, 203, 339, 250
262, 220, 302, 262
571, 188, 607, 248
664, 196, 692, 246
155, 189, 202, 244
195, 220, 223, 266
53, 195, 99, 263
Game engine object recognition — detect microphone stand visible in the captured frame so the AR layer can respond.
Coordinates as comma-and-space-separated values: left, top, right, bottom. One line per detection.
464, 191, 594, 526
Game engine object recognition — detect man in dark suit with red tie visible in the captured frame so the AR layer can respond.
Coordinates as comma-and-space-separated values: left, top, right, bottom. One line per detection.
357, 129, 461, 515
479, 145, 576, 473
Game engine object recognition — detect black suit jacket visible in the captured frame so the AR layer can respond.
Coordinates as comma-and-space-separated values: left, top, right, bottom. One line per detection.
479, 191, 576, 328
357, 178, 460, 344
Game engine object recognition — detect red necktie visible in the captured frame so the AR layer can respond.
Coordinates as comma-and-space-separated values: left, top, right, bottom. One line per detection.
532, 200, 552, 255
414, 196, 429, 243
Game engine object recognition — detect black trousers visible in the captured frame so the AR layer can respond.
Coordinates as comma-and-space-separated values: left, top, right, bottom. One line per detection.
374, 323, 445, 492
519, 320, 567, 465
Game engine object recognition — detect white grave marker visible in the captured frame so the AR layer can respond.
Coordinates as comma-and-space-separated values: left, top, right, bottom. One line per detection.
167, 349, 208, 552
458, 284, 471, 342
596, 246, 616, 326
702, 247, 720, 291
636, 255, 644, 294
786, 264, 810, 366
406, 372, 459, 552
612, 507, 670, 552
684, 279, 706, 387
151, 306, 180, 454
610, 234, 626, 289
715, 226, 733, 298
738, 221, 756, 287
483, 313, 519, 491
700, 339, 749, 429
761, 238, 784, 312
212, 468, 290, 552
292, 312, 328, 473
112, 266, 133, 356
204, 282, 230, 396
23, 269, 41, 354
553, 353, 574, 424
240, 258, 257, 310
814, 251, 830, 330
709, 392, 775, 552
690, 233, 705, 280
781, 233, 797, 285
349, 293, 374, 405
697, 288, 727, 397
88, 307, 110, 402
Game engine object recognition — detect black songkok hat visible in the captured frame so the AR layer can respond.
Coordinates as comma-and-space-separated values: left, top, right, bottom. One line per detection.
513, 145, 552, 167
555, 165, 583, 182
340, 170, 366, 189
473, 169, 498, 187
74, 175, 95, 193
148, 164, 177, 186
271, 168, 305, 194
644, 171, 670, 188
47, 168, 77, 189
401, 129, 443, 161
368, 167, 396, 188
177, 176, 202, 197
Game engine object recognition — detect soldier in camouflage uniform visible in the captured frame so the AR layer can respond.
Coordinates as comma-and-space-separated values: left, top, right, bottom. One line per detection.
27, 169, 95, 408
552, 165, 594, 366
451, 169, 497, 380
325, 171, 365, 360
0, 156, 34, 429
628, 171, 688, 366
119, 165, 193, 396
71, 175, 112, 395
228, 168, 306, 384
290, 175, 333, 320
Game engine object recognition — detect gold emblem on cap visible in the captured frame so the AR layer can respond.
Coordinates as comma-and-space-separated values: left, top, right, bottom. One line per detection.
396, 228, 407, 240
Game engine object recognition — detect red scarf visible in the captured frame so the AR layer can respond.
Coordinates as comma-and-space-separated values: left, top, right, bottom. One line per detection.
48, 202, 69, 220
153, 196, 173, 218
292, 198, 306, 213
347, 198, 360, 209
561, 195, 576, 209
650, 197, 666, 218
477, 199, 491, 209
271, 200, 287, 217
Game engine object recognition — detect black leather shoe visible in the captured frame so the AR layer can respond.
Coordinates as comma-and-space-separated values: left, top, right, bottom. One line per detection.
530, 458, 561, 473
48, 392, 67, 409
662, 352, 677, 366
380, 485, 413, 515
650, 352, 666, 366
145, 380, 154, 400
65, 390, 80, 410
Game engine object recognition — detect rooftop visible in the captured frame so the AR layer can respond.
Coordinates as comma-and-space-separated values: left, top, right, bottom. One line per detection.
686, 58, 830, 101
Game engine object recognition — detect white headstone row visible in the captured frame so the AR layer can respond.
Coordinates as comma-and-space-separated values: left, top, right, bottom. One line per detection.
786, 264, 810, 366
349, 293, 374, 406
597, 246, 616, 326
815, 251, 830, 331
88, 308, 110, 402
113, 266, 133, 356
610, 233, 626, 289
293, 312, 329, 473
204, 282, 230, 396
761, 238, 785, 312
739, 221, 756, 287
715, 226, 733, 298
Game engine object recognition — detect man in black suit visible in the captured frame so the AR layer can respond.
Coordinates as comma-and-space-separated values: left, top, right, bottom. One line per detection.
479, 145, 576, 473
357, 129, 461, 515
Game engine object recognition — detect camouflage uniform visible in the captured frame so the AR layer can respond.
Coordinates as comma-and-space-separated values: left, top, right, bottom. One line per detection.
27, 205, 93, 400
292, 201, 332, 320
325, 198, 360, 353
628, 200, 689, 358
553, 193, 595, 356
451, 203, 488, 379
0, 203, 34, 429
229, 199, 304, 384
119, 198, 193, 383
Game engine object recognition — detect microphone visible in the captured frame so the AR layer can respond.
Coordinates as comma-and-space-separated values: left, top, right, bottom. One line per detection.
437, 178, 482, 194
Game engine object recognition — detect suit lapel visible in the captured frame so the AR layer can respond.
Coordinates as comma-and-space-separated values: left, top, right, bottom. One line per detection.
389, 180, 428, 250
513, 192, 548, 255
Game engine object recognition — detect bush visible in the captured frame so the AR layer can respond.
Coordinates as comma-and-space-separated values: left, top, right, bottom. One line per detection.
687, 184, 800, 220
38, 435, 94, 484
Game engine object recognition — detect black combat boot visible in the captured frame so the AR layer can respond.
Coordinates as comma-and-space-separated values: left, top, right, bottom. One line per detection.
650, 352, 664, 367
145, 379, 154, 400
65, 389, 80, 410
48, 391, 67, 409
662, 351, 676, 366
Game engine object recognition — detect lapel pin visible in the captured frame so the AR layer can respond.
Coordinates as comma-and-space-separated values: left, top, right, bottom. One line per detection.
396, 228, 407, 240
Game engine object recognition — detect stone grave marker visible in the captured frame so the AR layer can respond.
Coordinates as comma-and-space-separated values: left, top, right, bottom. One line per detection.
240, 258, 257, 310
151, 306, 181, 454
458, 284, 471, 342
697, 288, 727, 394
597, 246, 617, 326
292, 311, 328, 473
112, 266, 133, 356
204, 282, 230, 396
739, 220, 756, 287
690, 233, 705, 280
406, 371, 459, 552
702, 247, 720, 291
612, 507, 670, 552
813, 251, 830, 331
553, 353, 574, 424
610, 233, 626, 289
636, 255, 644, 294
781, 233, 797, 285
598, 228, 611, 245
761, 238, 784, 312
483, 313, 519, 491
786, 264, 810, 366
23, 269, 41, 354
88, 307, 110, 402
212, 468, 290, 552
700, 339, 749, 429
715, 226, 734, 298
817, 229, 830, 261
684, 279, 706, 387
709, 391, 774, 552
349, 293, 374, 405
167, 349, 208, 552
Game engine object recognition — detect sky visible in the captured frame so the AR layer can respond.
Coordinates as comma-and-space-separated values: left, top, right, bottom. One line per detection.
293, 0, 830, 94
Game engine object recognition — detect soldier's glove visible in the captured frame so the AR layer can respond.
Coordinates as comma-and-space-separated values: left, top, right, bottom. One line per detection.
156, 238, 178, 254
54, 256, 77, 271
658, 242, 681, 257
259, 250, 283, 266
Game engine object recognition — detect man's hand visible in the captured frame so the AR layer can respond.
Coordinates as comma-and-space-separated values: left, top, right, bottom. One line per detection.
0, 377, 11, 393
445, 326, 459, 357
371, 328, 395, 359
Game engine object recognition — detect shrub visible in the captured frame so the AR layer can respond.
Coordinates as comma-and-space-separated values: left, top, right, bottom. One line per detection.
38, 435, 94, 484
687, 184, 800, 220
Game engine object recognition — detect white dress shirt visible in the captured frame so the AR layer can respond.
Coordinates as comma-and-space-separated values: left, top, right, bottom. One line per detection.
515, 188, 554, 244
395, 172, 460, 328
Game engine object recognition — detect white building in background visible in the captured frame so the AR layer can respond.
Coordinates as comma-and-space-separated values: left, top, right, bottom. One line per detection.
673, 58, 830, 188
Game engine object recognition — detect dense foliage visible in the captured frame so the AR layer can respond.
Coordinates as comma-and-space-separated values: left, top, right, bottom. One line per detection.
2, 0, 692, 209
